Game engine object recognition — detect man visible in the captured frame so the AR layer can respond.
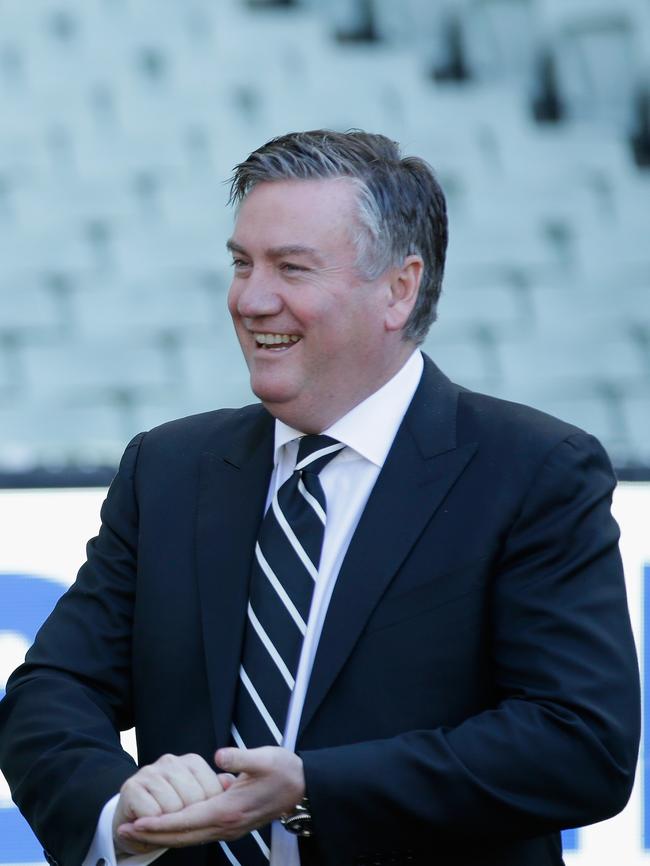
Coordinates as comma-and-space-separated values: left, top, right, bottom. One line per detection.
0, 130, 640, 866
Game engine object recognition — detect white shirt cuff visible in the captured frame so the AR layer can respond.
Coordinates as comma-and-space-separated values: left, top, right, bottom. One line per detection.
82, 793, 168, 866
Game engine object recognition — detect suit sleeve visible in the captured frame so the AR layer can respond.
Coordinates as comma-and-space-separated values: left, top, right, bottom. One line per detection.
299, 432, 640, 862
0, 434, 146, 866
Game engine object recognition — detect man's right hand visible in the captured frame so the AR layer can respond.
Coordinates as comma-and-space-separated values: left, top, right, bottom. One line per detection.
113, 753, 231, 855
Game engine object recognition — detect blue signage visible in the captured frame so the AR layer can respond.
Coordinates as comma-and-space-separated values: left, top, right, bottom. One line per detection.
1, 573, 68, 863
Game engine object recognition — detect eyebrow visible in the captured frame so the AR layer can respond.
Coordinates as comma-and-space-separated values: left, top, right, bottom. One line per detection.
226, 240, 247, 255
226, 240, 325, 265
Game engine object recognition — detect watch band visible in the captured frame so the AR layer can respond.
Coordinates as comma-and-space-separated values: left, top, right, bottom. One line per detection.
280, 797, 312, 837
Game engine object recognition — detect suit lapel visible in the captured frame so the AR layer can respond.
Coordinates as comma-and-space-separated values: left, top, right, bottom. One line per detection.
299, 358, 477, 737
195, 408, 275, 748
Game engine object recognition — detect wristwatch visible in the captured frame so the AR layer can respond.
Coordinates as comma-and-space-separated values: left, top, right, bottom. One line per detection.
280, 797, 312, 837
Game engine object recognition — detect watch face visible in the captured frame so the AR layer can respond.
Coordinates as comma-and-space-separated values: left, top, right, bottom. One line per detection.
281, 798, 312, 835
281, 810, 312, 836
288, 816, 312, 836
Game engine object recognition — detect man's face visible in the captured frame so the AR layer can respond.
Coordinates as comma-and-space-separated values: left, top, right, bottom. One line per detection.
227, 178, 413, 431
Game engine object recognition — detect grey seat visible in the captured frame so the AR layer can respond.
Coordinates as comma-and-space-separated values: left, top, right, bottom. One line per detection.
21, 339, 174, 400
0, 399, 126, 468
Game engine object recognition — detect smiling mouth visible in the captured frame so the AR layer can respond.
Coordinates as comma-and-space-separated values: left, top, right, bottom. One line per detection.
254, 333, 302, 349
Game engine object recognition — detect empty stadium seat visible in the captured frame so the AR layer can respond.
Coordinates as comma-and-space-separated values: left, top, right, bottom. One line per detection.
536, 0, 646, 128
21, 340, 174, 400
460, 0, 539, 82
0, 351, 12, 395
498, 334, 647, 395
435, 282, 530, 338
0, 400, 126, 468
71, 282, 219, 342
0, 277, 62, 336
421, 331, 501, 392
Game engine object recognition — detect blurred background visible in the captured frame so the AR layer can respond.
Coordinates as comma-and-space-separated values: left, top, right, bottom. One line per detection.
0, 0, 648, 483
0, 0, 649, 863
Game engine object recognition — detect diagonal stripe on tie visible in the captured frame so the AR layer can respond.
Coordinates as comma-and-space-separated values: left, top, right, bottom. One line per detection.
248, 602, 295, 689
254, 543, 308, 635
239, 665, 283, 744
255, 525, 315, 623
227, 434, 344, 865
220, 831, 270, 865
271, 494, 320, 582
298, 477, 326, 524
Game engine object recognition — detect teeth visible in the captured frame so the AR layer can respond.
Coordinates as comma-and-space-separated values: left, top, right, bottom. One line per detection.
254, 333, 301, 346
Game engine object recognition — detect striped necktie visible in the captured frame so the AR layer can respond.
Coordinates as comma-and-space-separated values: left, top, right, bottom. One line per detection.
222, 434, 344, 866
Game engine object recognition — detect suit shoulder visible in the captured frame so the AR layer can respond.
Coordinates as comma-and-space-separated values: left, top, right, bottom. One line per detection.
453, 387, 616, 503
130, 402, 269, 464
456, 387, 603, 459
148, 402, 264, 439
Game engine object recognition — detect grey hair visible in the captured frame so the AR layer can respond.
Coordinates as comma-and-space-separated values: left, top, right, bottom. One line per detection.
228, 129, 448, 344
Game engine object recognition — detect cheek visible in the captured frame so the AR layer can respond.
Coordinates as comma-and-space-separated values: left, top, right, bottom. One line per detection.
341, 302, 379, 345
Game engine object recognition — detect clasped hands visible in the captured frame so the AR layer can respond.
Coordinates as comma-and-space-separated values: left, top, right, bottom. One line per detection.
113, 746, 306, 855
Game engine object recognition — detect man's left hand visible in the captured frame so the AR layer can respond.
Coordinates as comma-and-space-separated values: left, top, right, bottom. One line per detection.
116, 746, 306, 848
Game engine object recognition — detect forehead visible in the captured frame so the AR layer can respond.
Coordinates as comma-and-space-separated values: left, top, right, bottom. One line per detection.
232, 177, 361, 248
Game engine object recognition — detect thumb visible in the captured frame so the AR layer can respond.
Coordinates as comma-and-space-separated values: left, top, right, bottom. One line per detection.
215, 746, 258, 775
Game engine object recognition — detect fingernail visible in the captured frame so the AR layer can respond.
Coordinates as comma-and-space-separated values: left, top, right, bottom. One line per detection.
216, 749, 229, 768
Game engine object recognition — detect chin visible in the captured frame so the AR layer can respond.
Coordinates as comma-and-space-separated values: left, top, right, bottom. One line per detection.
250, 379, 297, 408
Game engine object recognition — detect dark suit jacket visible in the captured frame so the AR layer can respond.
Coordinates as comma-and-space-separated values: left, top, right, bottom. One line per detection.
0, 357, 640, 866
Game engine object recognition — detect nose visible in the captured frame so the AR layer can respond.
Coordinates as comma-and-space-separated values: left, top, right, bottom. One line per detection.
228, 268, 283, 320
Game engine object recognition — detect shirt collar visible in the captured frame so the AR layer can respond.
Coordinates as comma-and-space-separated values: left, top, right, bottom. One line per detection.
273, 350, 424, 469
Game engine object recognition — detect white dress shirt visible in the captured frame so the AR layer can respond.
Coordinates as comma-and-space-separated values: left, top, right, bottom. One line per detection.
84, 350, 424, 866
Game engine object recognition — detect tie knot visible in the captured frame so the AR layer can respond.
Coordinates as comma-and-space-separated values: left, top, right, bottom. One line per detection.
295, 435, 344, 475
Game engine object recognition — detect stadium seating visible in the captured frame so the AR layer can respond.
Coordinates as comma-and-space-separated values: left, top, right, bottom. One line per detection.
0, 401, 125, 468
0, 0, 648, 473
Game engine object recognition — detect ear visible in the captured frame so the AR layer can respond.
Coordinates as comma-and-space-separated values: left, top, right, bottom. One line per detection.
385, 255, 423, 332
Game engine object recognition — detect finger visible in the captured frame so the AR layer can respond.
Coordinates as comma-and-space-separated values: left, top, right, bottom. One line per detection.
157, 757, 210, 806
138, 773, 186, 814
132, 796, 221, 834
115, 824, 163, 856
118, 825, 220, 849
217, 772, 236, 791
181, 753, 225, 799
119, 781, 163, 821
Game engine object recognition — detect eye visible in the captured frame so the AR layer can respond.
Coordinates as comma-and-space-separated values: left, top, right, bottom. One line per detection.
280, 262, 307, 273
231, 258, 251, 270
